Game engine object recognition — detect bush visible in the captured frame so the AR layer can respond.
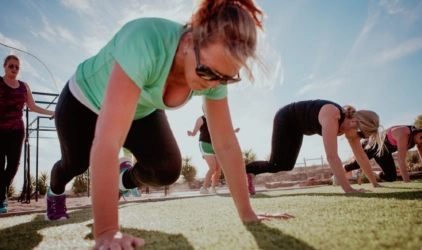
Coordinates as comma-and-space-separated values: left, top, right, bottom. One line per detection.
181, 156, 197, 183
7, 182, 16, 198
243, 149, 257, 165
406, 151, 422, 172
72, 169, 90, 194
33, 171, 50, 195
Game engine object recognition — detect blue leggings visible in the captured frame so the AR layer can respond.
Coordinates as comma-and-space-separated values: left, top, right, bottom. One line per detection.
50, 83, 182, 194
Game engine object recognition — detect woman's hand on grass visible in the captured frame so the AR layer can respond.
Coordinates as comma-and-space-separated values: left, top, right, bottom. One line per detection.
256, 212, 295, 220
345, 188, 372, 193
374, 183, 389, 188
242, 210, 295, 222
93, 230, 145, 250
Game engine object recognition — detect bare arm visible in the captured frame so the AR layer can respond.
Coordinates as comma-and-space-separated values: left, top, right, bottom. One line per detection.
204, 97, 256, 220
348, 138, 379, 187
319, 105, 355, 193
393, 127, 411, 182
91, 61, 144, 248
187, 117, 203, 136
24, 83, 55, 116
417, 144, 422, 162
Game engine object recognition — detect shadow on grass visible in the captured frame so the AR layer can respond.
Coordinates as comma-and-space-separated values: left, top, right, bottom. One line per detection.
0, 207, 194, 250
0, 208, 92, 250
250, 190, 422, 200
244, 222, 315, 250
85, 225, 194, 250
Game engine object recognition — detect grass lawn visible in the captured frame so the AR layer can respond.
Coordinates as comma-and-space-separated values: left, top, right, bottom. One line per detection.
1, 181, 421, 250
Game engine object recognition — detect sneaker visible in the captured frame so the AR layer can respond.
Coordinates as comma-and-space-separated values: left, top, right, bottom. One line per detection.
247, 174, 256, 195
210, 187, 217, 194
119, 157, 139, 201
199, 187, 209, 194
0, 200, 7, 213
332, 175, 340, 186
45, 189, 69, 220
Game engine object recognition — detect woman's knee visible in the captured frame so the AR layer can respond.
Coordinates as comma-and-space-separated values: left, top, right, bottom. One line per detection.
148, 156, 182, 186
380, 172, 397, 182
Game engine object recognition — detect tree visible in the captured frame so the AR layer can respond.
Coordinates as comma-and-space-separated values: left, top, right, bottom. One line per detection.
414, 115, 422, 129
181, 156, 197, 183
242, 149, 257, 165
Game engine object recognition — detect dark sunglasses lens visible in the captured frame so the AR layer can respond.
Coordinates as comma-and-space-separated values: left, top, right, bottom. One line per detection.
196, 67, 219, 81
8, 65, 19, 70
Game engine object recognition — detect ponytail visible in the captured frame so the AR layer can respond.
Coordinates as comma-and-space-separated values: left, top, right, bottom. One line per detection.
343, 106, 384, 156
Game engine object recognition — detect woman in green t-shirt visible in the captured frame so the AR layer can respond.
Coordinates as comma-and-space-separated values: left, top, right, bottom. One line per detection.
47, 0, 294, 249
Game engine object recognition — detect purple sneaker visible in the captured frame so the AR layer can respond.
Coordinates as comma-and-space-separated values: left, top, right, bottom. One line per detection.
45, 189, 69, 220
118, 157, 139, 201
247, 174, 256, 195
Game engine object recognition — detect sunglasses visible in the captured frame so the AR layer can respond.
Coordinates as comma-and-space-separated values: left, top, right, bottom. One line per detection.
8, 64, 20, 70
194, 44, 241, 85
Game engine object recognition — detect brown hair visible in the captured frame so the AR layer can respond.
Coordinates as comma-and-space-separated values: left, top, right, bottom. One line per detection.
186, 0, 264, 81
343, 105, 384, 156
3, 55, 20, 67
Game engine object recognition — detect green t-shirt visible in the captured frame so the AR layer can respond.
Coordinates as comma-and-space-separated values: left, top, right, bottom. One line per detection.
75, 18, 227, 119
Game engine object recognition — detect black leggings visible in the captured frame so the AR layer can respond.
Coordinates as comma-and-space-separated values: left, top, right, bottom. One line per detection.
0, 128, 25, 202
344, 140, 397, 182
50, 83, 182, 194
246, 105, 303, 175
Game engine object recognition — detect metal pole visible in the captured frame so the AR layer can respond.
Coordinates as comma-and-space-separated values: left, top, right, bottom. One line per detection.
304, 158, 306, 167
35, 117, 40, 202
87, 167, 90, 198
321, 155, 323, 167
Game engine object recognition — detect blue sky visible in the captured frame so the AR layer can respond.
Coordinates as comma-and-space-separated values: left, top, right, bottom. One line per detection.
1, 0, 421, 190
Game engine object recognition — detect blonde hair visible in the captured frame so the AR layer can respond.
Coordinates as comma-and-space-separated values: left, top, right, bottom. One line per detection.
343, 105, 384, 156
186, 0, 264, 81
3, 55, 20, 67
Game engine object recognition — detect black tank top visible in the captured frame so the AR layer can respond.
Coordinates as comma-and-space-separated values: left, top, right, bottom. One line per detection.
0, 76, 27, 130
199, 116, 212, 143
290, 100, 345, 135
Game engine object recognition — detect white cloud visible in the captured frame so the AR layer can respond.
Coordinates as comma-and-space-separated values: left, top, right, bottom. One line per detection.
0, 33, 28, 51
59, 0, 91, 12
57, 27, 76, 44
82, 36, 108, 56
379, 0, 405, 14
373, 37, 422, 63
38, 15, 57, 42
301, 74, 315, 82
297, 78, 343, 95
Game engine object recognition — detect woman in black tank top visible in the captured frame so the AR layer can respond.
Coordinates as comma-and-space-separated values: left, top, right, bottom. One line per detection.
345, 125, 422, 182
0, 55, 55, 214
188, 107, 240, 194
246, 99, 386, 194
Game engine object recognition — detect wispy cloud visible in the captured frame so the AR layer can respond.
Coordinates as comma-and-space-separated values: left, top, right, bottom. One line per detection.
379, 0, 405, 14
56, 27, 76, 44
373, 37, 422, 63
297, 78, 343, 95
301, 74, 315, 82
38, 15, 57, 42
59, 0, 91, 12
0, 33, 27, 51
